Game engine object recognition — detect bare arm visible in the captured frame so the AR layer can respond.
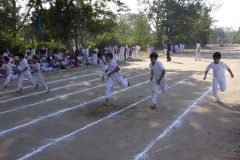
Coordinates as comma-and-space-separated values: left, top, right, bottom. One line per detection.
228, 68, 234, 78
157, 69, 166, 84
108, 66, 120, 77
150, 69, 153, 82
203, 70, 208, 80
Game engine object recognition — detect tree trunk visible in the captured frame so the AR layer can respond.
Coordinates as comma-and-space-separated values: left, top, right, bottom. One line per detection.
55, 26, 75, 58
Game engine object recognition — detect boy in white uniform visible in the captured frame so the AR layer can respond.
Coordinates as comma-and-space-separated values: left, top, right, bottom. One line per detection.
31, 56, 49, 93
103, 53, 130, 107
203, 52, 234, 103
2, 57, 16, 89
195, 40, 201, 61
17, 53, 37, 93
149, 52, 168, 108
97, 52, 107, 81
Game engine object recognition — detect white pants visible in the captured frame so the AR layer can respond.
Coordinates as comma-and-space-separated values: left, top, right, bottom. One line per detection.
4, 73, 13, 85
212, 77, 226, 101
133, 51, 137, 59
105, 76, 128, 99
18, 72, 36, 89
195, 51, 201, 60
32, 75, 48, 91
98, 68, 106, 78
152, 80, 168, 104
92, 54, 98, 65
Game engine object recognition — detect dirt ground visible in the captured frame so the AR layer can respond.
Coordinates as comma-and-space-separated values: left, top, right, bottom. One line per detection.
0, 47, 239, 160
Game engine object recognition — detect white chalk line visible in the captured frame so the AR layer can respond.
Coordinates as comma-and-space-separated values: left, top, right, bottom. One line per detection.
17, 72, 199, 160
0, 72, 150, 115
0, 70, 136, 103
0, 71, 181, 136
0, 77, 153, 136
133, 58, 240, 160
0, 68, 138, 95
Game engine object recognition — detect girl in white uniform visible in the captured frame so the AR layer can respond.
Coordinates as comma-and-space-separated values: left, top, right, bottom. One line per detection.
97, 52, 107, 81
31, 56, 49, 93
2, 57, 16, 89
103, 53, 130, 107
17, 53, 37, 93
149, 52, 168, 108
203, 52, 234, 102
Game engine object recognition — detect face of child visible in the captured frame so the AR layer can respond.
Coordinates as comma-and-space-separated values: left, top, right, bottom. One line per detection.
33, 58, 37, 64
105, 55, 111, 62
19, 57, 23, 61
213, 57, 220, 64
4, 61, 9, 64
150, 57, 157, 64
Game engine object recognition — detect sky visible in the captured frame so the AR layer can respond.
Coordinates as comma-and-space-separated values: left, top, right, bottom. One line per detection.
119, 0, 240, 31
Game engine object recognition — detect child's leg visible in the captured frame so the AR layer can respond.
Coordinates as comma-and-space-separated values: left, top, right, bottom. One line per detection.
25, 74, 37, 88
212, 78, 220, 101
219, 79, 227, 92
37, 76, 49, 92
160, 80, 168, 93
116, 76, 129, 89
17, 74, 25, 92
199, 52, 201, 60
151, 82, 159, 107
4, 73, 12, 88
104, 77, 115, 101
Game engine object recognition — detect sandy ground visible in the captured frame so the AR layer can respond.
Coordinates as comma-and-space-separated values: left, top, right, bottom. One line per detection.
0, 48, 239, 160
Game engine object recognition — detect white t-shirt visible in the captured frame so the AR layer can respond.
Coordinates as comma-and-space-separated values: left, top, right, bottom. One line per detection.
107, 59, 121, 78
149, 60, 166, 82
2, 63, 15, 74
206, 61, 229, 80
98, 57, 107, 70
31, 63, 42, 76
196, 43, 201, 50
20, 59, 30, 74
3, 53, 8, 57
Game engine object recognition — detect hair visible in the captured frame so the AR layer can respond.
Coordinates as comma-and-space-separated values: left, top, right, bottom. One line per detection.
32, 55, 38, 60
196, 40, 199, 43
213, 52, 221, 59
4, 57, 9, 62
97, 52, 103, 58
105, 52, 113, 59
150, 52, 158, 59
18, 53, 24, 58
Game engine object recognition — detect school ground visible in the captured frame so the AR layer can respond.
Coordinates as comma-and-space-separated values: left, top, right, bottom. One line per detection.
0, 47, 239, 160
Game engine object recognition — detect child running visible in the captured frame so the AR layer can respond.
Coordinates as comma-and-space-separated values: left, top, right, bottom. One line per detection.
17, 53, 37, 93
30, 56, 50, 93
203, 52, 234, 103
2, 57, 16, 89
97, 52, 107, 81
149, 52, 168, 109
103, 53, 130, 107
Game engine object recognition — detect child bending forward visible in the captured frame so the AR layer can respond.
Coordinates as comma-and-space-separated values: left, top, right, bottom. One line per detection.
30, 56, 49, 93
97, 52, 107, 81
149, 52, 168, 109
103, 53, 130, 106
203, 52, 234, 103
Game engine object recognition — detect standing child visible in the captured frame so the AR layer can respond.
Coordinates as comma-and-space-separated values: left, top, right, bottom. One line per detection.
17, 53, 37, 93
2, 57, 16, 89
30, 56, 50, 93
97, 52, 107, 81
203, 52, 234, 103
195, 40, 201, 61
103, 53, 130, 107
149, 52, 168, 109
